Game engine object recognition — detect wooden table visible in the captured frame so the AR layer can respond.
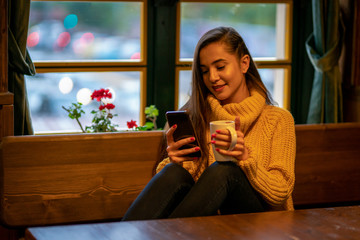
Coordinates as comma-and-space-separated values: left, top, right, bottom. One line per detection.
26, 205, 360, 240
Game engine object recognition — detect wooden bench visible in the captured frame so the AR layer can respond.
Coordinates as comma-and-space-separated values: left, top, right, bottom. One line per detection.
1, 123, 360, 227
293, 123, 360, 207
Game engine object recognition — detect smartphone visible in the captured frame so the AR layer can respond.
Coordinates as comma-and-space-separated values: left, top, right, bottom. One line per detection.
165, 110, 201, 158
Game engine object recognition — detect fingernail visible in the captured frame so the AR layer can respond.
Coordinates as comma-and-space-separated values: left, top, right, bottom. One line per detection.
190, 137, 195, 141
216, 148, 220, 152
216, 130, 221, 133
194, 147, 200, 151
211, 140, 216, 144
172, 124, 177, 128
211, 133, 216, 138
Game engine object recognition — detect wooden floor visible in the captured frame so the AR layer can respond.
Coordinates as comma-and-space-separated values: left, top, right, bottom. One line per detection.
26, 205, 360, 240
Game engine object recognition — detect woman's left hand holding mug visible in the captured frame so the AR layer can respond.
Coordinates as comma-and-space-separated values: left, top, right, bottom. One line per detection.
212, 117, 248, 161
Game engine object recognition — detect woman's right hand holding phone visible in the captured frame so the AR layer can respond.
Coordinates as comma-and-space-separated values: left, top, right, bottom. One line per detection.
166, 124, 200, 164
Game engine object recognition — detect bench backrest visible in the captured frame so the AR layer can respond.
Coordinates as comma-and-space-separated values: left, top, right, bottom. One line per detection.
292, 123, 360, 206
0, 131, 163, 227
1, 123, 360, 227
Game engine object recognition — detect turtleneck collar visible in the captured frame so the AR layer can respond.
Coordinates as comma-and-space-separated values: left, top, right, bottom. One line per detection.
207, 88, 266, 134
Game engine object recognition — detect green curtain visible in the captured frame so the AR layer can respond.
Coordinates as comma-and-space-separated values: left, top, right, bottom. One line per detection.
305, 0, 343, 123
8, 0, 36, 135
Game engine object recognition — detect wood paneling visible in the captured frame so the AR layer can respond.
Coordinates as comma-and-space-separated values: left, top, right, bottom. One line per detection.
341, 0, 360, 122
0, 0, 7, 93
354, 0, 360, 86
0, 93, 13, 106
0, 1, 19, 238
0, 0, 13, 142
0, 104, 14, 138
1, 131, 163, 227
293, 123, 360, 206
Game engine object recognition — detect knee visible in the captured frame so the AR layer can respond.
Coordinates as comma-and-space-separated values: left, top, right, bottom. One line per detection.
204, 161, 245, 182
157, 163, 194, 187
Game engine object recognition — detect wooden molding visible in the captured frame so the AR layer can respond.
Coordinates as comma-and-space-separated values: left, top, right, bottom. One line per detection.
0, 104, 14, 138
0, 0, 8, 93
354, 0, 360, 86
340, 0, 360, 122
0, 92, 13, 105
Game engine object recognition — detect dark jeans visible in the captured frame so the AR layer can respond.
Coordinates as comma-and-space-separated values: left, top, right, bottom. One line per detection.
122, 161, 266, 221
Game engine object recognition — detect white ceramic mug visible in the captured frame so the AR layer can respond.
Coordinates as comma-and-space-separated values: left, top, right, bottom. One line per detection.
210, 120, 237, 162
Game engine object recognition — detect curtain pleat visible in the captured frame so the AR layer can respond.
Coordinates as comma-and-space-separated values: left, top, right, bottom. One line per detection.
305, 0, 343, 123
8, 0, 36, 135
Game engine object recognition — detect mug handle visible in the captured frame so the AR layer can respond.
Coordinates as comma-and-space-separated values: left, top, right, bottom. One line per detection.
226, 127, 237, 151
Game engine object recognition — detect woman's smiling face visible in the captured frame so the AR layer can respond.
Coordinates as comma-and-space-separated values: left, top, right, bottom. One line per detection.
199, 42, 250, 105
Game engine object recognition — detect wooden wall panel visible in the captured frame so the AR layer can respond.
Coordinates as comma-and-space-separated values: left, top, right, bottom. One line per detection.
0, 104, 14, 138
354, 0, 360, 86
0, 0, 7, 93
0, 0, 13, 141
341, 0, 360, 122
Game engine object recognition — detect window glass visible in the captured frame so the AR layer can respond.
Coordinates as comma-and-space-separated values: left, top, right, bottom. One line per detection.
25, 71, 141, 133
178, 70, 192, 109
258, 68, 285, 107
28, 1, 142, 61
179, 2, 287, 60
178, 68, 285, 109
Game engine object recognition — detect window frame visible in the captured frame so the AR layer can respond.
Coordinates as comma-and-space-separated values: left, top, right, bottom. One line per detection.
175, 0, 293, 110
32, 0, 148, 68
28, 0, 294, 134
29, 0, 148, 131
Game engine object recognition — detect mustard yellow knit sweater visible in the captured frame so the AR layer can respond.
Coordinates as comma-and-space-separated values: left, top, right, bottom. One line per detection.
156, 89, 296, 211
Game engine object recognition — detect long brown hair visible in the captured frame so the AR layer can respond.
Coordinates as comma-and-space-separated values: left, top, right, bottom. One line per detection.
153, 26, 274, 176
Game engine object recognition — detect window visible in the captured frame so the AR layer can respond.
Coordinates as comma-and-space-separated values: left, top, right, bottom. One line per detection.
26, 0, 293, 134
26, 0, 146, 133
176, 1, 292, 109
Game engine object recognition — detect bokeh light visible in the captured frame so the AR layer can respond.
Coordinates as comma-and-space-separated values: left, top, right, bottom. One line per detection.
58, 76, 73, 94
27, 32, 40, 47
131, 52, 141, 60
56, 32, 71, 48
76, 88, 92, 105
64, 14, 78, 29
81, 32, 95, 44
72, 32, 95, 55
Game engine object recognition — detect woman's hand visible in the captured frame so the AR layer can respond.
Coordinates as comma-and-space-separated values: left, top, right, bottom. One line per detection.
211, 116, 248, 161
166, 124, 201, 164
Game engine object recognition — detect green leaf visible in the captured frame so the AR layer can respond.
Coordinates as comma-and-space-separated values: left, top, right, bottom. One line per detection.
136, 126, 147, 131
144, 121, 154, 130
145, 105, 159, 118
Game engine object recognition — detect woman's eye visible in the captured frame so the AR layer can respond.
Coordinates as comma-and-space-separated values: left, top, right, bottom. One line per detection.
201, 70, 208, 74
217, 66, 225, 70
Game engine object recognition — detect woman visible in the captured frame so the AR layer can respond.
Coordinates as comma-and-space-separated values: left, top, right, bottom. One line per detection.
122, 26, 295, 221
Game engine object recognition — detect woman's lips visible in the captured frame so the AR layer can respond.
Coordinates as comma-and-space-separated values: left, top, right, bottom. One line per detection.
213, 85, 225, 92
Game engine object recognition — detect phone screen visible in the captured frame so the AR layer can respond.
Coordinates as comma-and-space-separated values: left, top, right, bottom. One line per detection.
166, 111, 201, 157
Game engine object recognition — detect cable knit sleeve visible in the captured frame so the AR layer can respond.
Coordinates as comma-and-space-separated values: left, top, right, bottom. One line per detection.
239, 108, 296, 207
156, 157, 171, 174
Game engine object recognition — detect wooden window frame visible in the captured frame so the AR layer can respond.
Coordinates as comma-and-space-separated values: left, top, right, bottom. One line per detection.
175, 0, 293, 110
29, 0, 148, 131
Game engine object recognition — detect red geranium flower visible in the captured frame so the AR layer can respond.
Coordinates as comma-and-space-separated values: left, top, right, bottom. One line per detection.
91, 88, 112, 101
127, 120, 138, 129
99, 103, 115, 111
105, 103, 115, 110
